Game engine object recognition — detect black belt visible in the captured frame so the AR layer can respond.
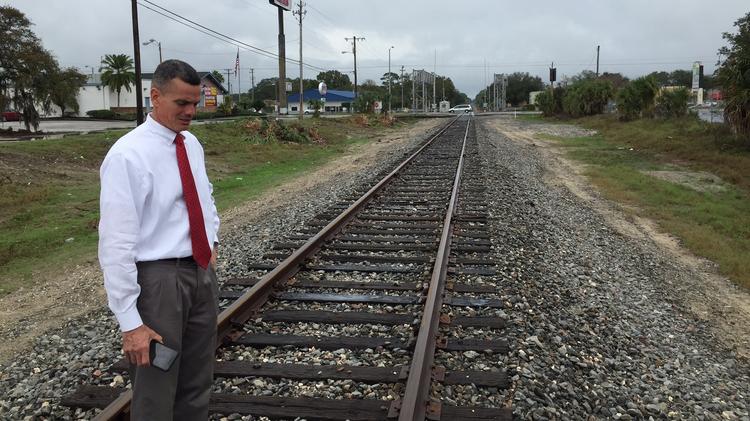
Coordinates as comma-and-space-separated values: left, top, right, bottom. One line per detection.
154, 256, 196, 264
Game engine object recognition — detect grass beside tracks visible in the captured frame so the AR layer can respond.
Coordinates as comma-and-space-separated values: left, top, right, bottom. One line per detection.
0, 116, 420, 294
541, 114, 750, 289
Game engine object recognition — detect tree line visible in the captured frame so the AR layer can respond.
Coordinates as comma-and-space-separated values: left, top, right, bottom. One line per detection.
1, 6, 143, 131
534, 11, 750, 140
240, 69, 470, 113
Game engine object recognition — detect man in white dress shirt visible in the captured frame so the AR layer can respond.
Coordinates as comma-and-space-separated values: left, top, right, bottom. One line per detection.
98, 59, 219, 420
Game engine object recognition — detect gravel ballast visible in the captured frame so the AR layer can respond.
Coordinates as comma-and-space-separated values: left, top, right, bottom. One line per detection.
475, 116, 749, 420
1, 115, 748, 421
0, 120, 443, 420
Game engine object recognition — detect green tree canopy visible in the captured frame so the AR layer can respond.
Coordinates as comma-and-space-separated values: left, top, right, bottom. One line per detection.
647, 69, 693, 87
380, 72, 399, 87
717, 11, 750, 137
599, 72, 630, 91
252, 77, 279, 102
316, 70, 352, 90
473, 72, 544, 108
49, 67, 88, 116
211, 70, 225, 84
100, 53, 135, 107
0, 6, 60, 131
505, 72, 544, 106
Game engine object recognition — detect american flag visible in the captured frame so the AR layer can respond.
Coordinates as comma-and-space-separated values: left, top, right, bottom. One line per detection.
234, 49, 239, 76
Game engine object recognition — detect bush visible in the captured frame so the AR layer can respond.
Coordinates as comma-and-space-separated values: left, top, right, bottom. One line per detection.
616, 76, 659, 121
241, 118, 324, 144
523, 104, 537, 111
353, 91, 379, 113
307, 99, 323, 118
250, 99, 266, 112
562, 79, 614, 117
352, 114, 370, 127
536, 86, 566, 116
217, 96, 233, 117
194, 111, 216, 120
86, 109, 117, 119
654, 88, 690, 119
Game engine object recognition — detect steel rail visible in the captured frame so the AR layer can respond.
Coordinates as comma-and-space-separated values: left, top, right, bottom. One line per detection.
92, 116, 460, 421
398, 116, 471, 421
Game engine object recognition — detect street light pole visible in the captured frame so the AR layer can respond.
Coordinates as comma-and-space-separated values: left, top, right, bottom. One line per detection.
388, 46, 394, 114
143, 39, 162, 64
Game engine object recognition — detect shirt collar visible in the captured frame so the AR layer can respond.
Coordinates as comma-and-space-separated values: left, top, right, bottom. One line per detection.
145, 114, 183, 144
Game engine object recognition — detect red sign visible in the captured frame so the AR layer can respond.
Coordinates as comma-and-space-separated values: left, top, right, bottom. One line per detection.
269, 0, 291, 11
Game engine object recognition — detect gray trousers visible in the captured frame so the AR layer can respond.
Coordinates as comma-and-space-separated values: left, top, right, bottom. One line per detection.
131, 258, 218, 421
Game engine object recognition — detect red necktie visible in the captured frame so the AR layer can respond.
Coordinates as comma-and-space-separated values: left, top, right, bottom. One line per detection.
174, 133, 211, 269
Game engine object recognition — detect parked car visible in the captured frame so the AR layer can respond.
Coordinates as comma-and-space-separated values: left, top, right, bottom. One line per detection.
303, 108, 323, 114
1, 111, 22, 122
448, 104, 472, 113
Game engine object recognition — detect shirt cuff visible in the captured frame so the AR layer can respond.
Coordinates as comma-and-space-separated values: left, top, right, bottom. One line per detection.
115, 308, 143, 332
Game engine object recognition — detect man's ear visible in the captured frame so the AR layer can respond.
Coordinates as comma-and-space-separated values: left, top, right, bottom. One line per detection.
150, 86, 161, 108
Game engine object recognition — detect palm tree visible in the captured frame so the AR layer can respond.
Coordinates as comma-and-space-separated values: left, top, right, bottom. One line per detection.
100, 54, 135, 107
717, 12, 750, 138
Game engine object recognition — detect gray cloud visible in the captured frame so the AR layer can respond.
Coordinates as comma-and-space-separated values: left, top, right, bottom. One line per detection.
7, 0, 746, 97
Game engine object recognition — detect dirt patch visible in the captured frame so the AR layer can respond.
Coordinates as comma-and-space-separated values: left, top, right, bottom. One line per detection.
486, 117, 750, 359
0, 118, 444, 367
644, 170, 728, 193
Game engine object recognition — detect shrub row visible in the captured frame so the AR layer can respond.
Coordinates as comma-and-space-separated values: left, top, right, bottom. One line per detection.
536, 76, 691, 121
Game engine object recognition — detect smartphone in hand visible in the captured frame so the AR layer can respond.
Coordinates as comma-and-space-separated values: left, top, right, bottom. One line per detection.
149, 340, 179, 371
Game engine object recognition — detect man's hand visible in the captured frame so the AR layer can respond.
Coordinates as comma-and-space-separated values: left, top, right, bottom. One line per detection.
122, 324, 163, 367
211, 244, 218, 266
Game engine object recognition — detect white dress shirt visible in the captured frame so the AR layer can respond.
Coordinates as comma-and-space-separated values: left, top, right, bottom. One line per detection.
98, 114, 220, 332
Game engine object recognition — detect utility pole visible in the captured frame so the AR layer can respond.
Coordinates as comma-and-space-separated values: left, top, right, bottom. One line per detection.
483, 58, 487, 111
388, 46, 394, 113
411, 69, 415, 111
223, 68, 232, 97
250, 68, 255, 104
344, 36, 364, 98
277, 6, 288, 114
131, 0, 144, 125
237, 52, 241, 107
294, 1, 306, 120
596, 45, 600, 77
400, 65, 404, 111
432, 49, 436, 112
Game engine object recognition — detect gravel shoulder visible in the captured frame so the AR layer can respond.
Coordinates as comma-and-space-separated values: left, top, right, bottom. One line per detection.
478, 115, 749, 419
487, 116, 750, 360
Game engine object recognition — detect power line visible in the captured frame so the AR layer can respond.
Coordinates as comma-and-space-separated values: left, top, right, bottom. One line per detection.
138, 0, 327, 72
306, 4, 336, 26
137, 2, 276, 61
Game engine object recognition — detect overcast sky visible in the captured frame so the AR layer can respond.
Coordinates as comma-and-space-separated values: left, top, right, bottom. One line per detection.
6, 0, 748, 97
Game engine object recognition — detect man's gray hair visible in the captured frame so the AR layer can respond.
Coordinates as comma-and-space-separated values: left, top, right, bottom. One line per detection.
152, 59, 201, 90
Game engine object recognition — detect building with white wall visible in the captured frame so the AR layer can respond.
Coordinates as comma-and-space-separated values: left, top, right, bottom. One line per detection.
43, 72, 228, 117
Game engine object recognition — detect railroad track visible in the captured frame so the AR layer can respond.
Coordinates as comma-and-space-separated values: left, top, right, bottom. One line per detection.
63, 115, 513, 420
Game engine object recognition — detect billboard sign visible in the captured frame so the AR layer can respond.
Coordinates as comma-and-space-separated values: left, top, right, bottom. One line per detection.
692, 62, 701, 90
269, 0, 292, 11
